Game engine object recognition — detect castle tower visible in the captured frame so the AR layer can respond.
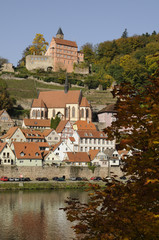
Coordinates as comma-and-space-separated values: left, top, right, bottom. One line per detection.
56, 27, 64, 39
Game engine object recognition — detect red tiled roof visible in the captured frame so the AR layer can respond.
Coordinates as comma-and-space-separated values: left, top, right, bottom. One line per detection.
23, 119, 51, 127
22, 129, 45, 139
74, 121, 96, 131
0, 127, 19, 139
98, 104, 117, 114
53, 37, 77, 48
77, 130, 107, 139
43, 129, 54, 137
89, 149, 100, 161
80, 97, 90, 107
0, 110, 5, 116
65, 152, 90, 163
56, 120, 68, 133
0, 142, 7, 153
13, 142, 42, 159
32, 99, 46, 108
51, 141, 62, 151
32, 90, 81, 108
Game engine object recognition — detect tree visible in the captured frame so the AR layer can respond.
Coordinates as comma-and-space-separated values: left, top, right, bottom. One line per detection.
18, 45, 32, 67
121, 28, 128, 38
63, 70, 159, 239
29, 34, 48, 55
81, 43, 95, 65
50, 115, 61, 129
0, 81, 15, 111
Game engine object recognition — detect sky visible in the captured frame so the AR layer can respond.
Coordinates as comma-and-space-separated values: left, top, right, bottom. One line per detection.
1, 0, 159, 66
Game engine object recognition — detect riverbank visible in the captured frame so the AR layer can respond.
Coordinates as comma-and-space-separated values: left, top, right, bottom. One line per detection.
0, 181, 106, 190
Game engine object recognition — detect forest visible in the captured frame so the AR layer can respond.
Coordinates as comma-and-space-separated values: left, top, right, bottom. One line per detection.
81, 30, 159, 90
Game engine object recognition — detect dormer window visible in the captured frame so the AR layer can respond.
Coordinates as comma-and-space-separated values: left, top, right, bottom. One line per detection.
20, 152, 25, 156
84, 133, 88, 136
100, 134, 103, 137
35, 152, 39, 156
89, 133, 92, 136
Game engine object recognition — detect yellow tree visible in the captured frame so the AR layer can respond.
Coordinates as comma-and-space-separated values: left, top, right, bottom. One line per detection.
29, 33, 48, 55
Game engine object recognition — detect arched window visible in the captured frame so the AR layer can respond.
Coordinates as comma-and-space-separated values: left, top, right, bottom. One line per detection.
53, 109, 55, 118
86, 109, 89, 118
37, 110, 40, 118
66, 108, 69, 118
72, 107, 75, 118
32, 110, 36, 117
81, 109, 84, 118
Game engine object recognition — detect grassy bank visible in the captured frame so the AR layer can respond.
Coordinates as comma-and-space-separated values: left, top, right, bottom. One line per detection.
0, 181, 106, 190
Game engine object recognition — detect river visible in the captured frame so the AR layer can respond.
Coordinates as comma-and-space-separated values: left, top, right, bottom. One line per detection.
0, 190, 88, 240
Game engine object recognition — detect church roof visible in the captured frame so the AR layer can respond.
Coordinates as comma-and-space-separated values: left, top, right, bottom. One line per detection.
80, 97, 90, 107
56, 27, 64, 35
32, 99, 47, 108
33, 90, 81, 108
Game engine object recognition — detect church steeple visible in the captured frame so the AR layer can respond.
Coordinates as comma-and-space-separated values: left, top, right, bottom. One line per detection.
56, 27, 64, 39
64, 74, 69, 93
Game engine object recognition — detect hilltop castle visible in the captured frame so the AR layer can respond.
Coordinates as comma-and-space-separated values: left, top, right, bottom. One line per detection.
26, 28, 85, 73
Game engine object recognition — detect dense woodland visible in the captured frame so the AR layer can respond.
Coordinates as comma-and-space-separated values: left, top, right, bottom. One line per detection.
81, 30, 159, 90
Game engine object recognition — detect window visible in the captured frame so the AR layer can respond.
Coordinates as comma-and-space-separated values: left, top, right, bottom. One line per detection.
86, 109, 89, 118
72, 107, 75, 118
81, 109, 84, 118
53, 109, 55, 118
7, 153, 9, 158
85, 139, 87, 144
81, 139, 83, 144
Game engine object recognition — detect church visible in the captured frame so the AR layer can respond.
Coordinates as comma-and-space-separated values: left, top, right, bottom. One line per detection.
30, 79, 92, 122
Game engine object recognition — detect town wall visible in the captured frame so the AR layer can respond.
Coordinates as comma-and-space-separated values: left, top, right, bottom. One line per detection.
0, 166, 122, 179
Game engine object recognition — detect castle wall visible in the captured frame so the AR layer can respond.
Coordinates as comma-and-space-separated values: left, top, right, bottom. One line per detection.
26, 55, 53, 71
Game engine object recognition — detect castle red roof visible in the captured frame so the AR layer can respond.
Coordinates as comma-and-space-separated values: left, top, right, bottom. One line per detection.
53, 37, 77, 48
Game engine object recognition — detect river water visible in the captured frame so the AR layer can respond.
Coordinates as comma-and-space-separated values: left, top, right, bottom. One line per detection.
0, 190, 88, 240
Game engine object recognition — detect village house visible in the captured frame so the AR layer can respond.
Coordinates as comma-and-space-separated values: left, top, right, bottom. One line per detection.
43, 149, 61, 166
22, 118, 51, 129
51, 141, 72, 161
89, 149, 108, 167
56, 120, 74, 142
64, 152, 90, 166
12, 142, 43, 166
104, 149, 120, 167
98, 104, 117, 128
43, 129, 60, 145
68, 130, 116, 153
21, 129, 45, 143
0, 127, 26, 144
0, 110, 14, 133
0, 142, 15, 165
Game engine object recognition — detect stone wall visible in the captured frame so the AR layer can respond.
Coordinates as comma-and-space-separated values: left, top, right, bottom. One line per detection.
0, 166, 123, 179
26, 55, 53, 71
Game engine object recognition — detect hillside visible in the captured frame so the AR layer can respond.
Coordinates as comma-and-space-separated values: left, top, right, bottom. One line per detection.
0, 75, 115, 113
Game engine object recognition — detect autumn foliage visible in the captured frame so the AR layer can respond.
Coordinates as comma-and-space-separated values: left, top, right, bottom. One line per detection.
63, 70, 159, 239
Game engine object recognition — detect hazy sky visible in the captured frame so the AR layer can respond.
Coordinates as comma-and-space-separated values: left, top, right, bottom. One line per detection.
1, 0, 159, 66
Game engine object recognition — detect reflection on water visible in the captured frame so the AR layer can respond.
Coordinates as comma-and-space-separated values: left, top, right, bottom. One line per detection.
0, 190, 88, 240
